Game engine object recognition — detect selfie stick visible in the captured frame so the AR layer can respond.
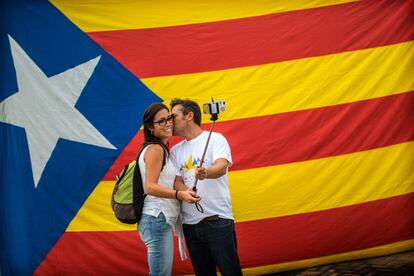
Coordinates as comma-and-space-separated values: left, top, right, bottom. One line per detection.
192, 99, 220, 213
193, 119, 216, 191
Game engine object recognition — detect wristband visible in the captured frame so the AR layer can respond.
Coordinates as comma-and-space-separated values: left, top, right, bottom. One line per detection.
175, 190, 179, 200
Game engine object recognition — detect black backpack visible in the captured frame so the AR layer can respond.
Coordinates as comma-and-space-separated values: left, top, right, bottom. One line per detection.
111, 142, 167, 224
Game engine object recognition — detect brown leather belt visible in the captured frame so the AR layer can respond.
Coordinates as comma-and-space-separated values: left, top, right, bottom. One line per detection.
200, 215, 219, 223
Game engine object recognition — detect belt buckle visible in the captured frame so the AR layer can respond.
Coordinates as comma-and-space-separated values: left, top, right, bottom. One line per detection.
201, 215, 219, 223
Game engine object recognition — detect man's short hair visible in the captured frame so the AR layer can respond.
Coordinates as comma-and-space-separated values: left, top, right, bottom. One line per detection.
170, 98, 201, 126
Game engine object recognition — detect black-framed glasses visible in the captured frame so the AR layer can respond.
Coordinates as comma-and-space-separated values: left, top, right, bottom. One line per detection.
153, 114, 176, 126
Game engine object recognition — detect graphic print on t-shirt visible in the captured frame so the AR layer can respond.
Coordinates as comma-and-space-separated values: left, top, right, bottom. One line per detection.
178, 154, 212, 184
181, 154, 199, 172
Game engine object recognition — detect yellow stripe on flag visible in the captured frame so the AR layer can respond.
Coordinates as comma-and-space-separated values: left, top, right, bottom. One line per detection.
67, 142, 414, 231
231, 142, 414, 222
142, 41, 414, 123
50, 0, 358, 32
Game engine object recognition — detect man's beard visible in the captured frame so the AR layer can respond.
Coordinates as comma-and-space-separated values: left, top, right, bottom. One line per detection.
172, 126, 179, 136
172, 122, 184, 136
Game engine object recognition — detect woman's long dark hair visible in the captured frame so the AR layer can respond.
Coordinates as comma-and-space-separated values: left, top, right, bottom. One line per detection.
142, 103, 170, 154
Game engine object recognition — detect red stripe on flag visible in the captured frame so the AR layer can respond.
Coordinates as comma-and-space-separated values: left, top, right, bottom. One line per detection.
237, 193, 414, 267
103, 91, 414, 180
34, 231, 151, 275
88, 0, 414, 78
34, 232, 194, 275
35, 193, 414, 274
221, 91, 414, 171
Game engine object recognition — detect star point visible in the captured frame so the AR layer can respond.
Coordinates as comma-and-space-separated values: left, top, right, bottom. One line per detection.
0, 35, 116, 188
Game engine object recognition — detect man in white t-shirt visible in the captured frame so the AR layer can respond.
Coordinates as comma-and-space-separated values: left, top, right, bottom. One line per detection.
170, 98, 242, 276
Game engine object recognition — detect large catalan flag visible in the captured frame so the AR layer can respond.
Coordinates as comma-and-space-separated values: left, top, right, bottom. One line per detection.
1, 0, 413, 275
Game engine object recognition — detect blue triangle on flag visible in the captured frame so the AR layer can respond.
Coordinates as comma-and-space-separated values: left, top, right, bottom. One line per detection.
0, 0, 161, 274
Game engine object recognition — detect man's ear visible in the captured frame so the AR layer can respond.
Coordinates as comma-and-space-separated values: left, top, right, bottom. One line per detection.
187, 111, 194, 122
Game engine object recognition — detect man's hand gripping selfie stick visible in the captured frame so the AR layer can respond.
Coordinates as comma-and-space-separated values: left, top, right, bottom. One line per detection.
193, 99, 226, 213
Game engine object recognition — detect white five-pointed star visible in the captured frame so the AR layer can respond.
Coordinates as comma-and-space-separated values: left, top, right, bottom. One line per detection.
0, 35, 116, 188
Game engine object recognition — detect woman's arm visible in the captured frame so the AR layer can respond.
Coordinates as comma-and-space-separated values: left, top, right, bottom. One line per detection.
144, 144, 175, 198
145, 144, 200, 203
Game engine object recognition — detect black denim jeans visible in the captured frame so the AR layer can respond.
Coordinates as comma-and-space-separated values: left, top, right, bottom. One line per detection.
183, 218, 243, 276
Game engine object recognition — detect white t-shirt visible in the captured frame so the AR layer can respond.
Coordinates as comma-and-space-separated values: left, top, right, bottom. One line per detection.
171, 131, 234, 224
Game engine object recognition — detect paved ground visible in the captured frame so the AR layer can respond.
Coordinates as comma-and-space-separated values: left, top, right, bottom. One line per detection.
269, 250, 414, 275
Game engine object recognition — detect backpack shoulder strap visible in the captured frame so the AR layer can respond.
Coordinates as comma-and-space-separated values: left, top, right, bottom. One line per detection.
132, 145, 148, 223
132, 142, 168, 223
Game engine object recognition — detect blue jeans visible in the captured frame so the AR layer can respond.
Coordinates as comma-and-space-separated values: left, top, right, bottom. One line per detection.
183, 218, 242, 276
138, 213, 173, 276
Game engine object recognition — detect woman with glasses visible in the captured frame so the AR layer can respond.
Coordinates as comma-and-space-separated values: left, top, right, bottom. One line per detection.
138, 103, 200, 275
